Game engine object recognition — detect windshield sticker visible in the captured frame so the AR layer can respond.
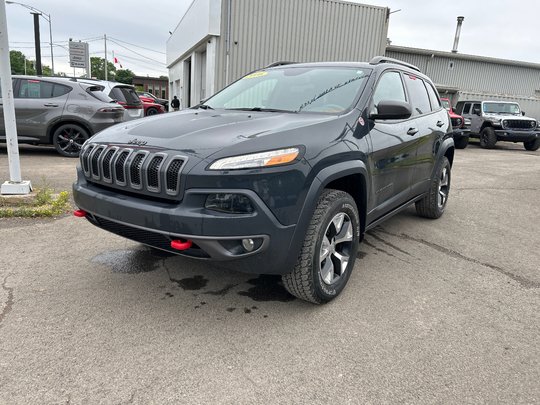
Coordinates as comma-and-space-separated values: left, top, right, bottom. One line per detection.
245, 71, 268, 79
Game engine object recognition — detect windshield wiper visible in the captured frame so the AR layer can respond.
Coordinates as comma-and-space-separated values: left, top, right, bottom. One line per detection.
228, 107, 297, 113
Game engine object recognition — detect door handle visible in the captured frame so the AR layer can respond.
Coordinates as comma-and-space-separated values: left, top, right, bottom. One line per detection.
436, 120, 445, 127
44, 103, 58, 107
407, 128, 418, 136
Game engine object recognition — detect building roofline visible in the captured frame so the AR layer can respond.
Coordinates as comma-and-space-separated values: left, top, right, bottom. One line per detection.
386, 45, 540, 70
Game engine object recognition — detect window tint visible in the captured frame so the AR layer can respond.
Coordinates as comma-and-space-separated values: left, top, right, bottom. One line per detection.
52, 84, 71, 97
372, 71, 406, 107
404, 74, 431, 115
462, 103, 471, 114
109, 87, 127, 103
86, 85, 113, 103
425, 83, 441, 111
110, 87, 140, 105
17, 80, 69, 99
472, 103, 481, 113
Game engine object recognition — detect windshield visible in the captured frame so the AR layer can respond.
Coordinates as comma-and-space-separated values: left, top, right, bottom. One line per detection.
483, 102, 521, 115
205, 67, 371, 114
441, 99, 451, 110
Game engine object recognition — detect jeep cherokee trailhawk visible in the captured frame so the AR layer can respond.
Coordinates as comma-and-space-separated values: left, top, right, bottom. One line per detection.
73, 57, 455, 303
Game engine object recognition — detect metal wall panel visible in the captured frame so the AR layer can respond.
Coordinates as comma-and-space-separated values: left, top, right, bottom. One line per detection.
386, 48, 540, 98
215, 0, 389, 90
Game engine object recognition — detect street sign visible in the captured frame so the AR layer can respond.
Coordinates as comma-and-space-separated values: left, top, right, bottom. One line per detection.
69, 41, 89, 69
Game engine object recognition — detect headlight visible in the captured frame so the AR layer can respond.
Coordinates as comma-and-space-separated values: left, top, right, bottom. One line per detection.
209, 147, 300, 170
502, 120, 508, 128
455, 118, 462, 127
530, 121, 537, 129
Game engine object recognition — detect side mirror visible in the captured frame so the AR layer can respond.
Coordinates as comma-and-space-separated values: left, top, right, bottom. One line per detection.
522, 111, 526, 116
370, 100, 412, 120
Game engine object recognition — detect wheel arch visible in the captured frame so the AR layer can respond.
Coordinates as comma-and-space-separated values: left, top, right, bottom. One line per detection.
287, 161, 369, 260
47, 119, 93, 144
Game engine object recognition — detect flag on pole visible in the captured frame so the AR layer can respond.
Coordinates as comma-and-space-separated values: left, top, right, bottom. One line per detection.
113, 54, 123, 69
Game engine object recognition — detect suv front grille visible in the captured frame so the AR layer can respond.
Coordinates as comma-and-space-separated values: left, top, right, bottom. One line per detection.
80, 144, 186, 199
503, 119, 536, 130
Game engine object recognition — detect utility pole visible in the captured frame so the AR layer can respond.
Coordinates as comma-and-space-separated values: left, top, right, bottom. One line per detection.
0, 0, 32, 194
31, 11, 41, 75
48, 13, 53, 74
104, 33, 107, 81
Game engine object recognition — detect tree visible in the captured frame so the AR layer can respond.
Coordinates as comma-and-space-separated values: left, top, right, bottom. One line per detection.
90, 57, 116, 80
115, 69, 135, 84
9, 50, 52, 76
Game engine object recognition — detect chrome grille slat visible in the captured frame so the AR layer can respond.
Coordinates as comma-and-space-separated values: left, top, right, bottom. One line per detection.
80, 144, 186, 200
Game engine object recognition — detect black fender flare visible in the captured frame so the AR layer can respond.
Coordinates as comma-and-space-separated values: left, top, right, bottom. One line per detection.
283, 160, 369, 271
431, 136, 455, 181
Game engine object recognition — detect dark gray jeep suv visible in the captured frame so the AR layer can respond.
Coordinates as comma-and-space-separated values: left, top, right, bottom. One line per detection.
73, 57, 454, 303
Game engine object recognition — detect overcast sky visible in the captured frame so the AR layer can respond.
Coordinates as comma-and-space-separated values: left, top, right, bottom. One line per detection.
5, 0, 540, 78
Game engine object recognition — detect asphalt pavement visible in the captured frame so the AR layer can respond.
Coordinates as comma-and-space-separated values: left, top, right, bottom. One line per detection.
0, 142, 539, 404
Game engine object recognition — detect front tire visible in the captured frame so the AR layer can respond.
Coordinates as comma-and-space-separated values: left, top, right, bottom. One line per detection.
524, 139, 540, 151
454, 136, 469, 149
480, 127, 497, 149
282, 189, 360, 304
146, 107, 158, 116
415, 156, 451, 219
52, 123, 90, 157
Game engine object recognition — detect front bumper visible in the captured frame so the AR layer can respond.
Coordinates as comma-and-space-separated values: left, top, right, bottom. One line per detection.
452, 128, 470, 140
73, 178, 297, 275
494, 129, 540, 142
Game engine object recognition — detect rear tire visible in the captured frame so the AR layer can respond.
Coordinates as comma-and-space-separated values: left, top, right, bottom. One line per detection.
415, 156, 451, 219
454, 137, 469, 149
524, 139, 540, 151
480, 127, 497, 149
52, 123, 89, 157
146, 107, 158, 116
282, 189, 360, 304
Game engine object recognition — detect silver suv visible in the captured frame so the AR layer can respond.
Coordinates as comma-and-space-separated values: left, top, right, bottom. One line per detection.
77, 79, 144, 121
455, 100, 540, 151
0, 76, 125, 157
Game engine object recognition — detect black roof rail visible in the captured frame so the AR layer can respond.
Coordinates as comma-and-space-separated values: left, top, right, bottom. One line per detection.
369, 56, 421, 72
265, 61, 296, 68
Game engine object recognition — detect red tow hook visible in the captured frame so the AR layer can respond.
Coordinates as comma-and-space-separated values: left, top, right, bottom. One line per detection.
170, 239, 193, 251
73, 209, 87, 218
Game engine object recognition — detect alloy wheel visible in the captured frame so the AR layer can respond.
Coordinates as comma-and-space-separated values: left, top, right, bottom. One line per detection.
319, 212, 354, 285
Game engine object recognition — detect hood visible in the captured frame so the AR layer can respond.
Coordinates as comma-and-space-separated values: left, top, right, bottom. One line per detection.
484, 112, 536, 121
89, 109, 336, 159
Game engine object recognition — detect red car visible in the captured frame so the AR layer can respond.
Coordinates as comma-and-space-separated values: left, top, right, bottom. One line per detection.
139, 96, 166, 116
441, 97, 469, 149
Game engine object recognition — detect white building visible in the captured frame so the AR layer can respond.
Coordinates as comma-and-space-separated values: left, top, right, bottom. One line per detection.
166, 0, 390, 109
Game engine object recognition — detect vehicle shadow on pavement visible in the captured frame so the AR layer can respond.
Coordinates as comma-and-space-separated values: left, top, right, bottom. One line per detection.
0, 144, 57, 156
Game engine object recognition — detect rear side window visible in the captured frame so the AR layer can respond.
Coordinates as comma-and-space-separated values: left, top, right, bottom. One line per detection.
372, 71, 406, 107
17, 79, 71, 99
86, 85, 113, 103
404, 74, 431, 115
462, 103, 471, 114
425, 83, 441, 111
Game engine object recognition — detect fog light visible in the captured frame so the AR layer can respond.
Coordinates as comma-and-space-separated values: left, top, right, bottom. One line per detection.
205, 193, 254, 214
242, 238, 255, 252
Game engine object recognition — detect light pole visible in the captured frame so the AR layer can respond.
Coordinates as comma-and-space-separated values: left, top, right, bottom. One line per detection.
5, 1, 54, 75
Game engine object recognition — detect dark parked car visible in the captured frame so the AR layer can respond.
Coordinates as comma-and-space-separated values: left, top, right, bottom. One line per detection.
73, 57, 454, 303
0, 76, 125, 157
